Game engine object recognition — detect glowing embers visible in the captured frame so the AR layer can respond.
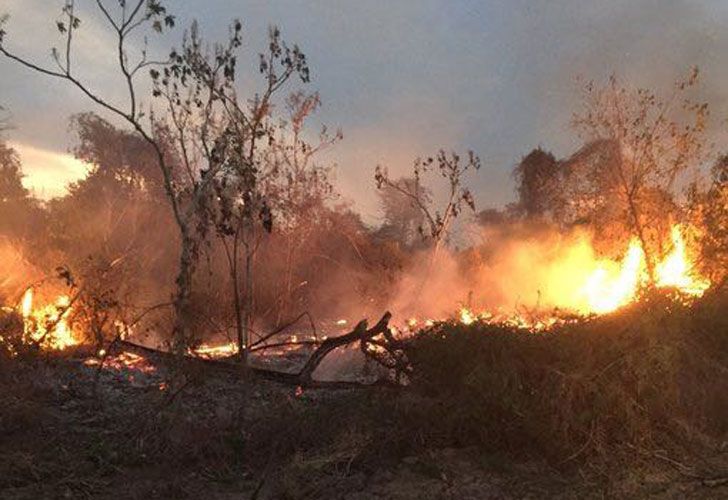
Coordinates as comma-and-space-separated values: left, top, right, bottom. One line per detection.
456, 307, 571, 332
20, 288, 79, 350
84, 350, 157, 374
192, 342, 238, 358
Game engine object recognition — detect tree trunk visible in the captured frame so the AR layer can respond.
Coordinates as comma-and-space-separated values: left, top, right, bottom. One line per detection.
172, 230, 196, 353
626, 193, 656, 282
232, 247, 244, 362
241, 243, 254, 365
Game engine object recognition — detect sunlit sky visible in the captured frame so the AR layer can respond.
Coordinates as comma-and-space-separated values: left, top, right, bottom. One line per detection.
2, 0, 728, 220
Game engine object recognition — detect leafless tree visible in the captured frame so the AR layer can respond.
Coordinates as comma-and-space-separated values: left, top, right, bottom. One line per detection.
571, 69, 710, 279
377, 177, 429, 246
151, 21, 311, 361
375, 149, 480, 256
261, 91, 341, 327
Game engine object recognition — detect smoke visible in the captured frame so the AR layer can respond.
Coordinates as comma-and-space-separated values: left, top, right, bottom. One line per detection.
0, 240, 42, 303
380, 222, 636, 321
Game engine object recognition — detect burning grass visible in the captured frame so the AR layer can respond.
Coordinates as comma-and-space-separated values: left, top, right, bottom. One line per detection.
1, 287, 727, 498
0, 218, 724, 498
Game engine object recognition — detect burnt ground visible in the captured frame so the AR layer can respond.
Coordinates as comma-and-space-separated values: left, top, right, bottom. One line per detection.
1, 343, 727, 499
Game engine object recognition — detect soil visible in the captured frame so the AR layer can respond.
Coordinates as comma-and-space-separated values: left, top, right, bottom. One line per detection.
1, 347, 726, 499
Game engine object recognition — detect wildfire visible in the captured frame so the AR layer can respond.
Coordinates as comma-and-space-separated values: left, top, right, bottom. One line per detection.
19, 288, 79, 350
192, 342, 238, 358
655, 225, 711, 294
581, 239, 647, 314
84, 351, 156, 373
583, 224, 708, 313
459, 308, 476, 325
456, 224, 710, 327
9, 224, 710, 360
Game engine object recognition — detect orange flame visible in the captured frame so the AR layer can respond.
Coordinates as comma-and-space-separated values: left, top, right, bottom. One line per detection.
581, 239, 647, 314
458, 224, 710, 326
20, 288, 79, 350
655, 225, 710, 295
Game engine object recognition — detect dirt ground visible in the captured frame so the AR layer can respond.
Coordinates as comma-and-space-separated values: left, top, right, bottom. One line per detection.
1, 346, 726, 499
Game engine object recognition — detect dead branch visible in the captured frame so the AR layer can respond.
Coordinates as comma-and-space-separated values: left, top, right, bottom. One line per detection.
113, 311, 396, 388
249, 311, 317, 349
250, 340, 317, 353
298, 312, 392, 386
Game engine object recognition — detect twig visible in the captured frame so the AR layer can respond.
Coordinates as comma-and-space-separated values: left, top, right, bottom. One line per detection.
250, 340, 317, 353
249, 311, 316, 349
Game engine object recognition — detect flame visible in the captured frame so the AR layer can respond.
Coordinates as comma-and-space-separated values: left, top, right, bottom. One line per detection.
186, 224, 710, 354
451, 224, 710, 330
19, 288, 79, 350
581, 224, 708, 313
10, 224, 710, 360
21, 287, 33, 318
193, 342, 238, 358
459, 308, 475, 325
84, 351, 156, 373
582, 239, 647, 314
655, 225, 710, 295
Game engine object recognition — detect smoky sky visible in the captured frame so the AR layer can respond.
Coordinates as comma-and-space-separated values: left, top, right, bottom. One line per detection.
2, 0, 728, 220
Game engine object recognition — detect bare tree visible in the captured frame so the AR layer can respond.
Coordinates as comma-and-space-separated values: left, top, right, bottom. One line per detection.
377, 177, 429, 246
1, 1, 194, 349
261, 91, 341, 326
151, 22, 311, 362
571, 69, 710, 279
375, 150, 480, 255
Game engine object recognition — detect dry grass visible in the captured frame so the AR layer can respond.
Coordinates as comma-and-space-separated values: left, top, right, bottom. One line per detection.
1, 288, 727, 498
404, 286, 728, 470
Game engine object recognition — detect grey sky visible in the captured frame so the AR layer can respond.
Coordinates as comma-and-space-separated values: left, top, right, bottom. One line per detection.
2, 0, 728, 219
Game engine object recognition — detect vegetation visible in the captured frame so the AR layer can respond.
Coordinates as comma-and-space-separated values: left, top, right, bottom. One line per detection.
1, 288, 726, 498
0, 2, 727, 499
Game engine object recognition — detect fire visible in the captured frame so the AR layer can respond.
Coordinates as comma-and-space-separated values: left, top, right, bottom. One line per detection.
581, 239, 647, 314
21, 287, 33, 317
581, 224, 708, 313
655, 225, 711, 295
84, 351, 156, 374
449, 224, 710, 332
459, 308, 475, 325
19, 288, 79, 350
8, 224, 710, 358
458, 224, 710, 324
193, 342, 237, 358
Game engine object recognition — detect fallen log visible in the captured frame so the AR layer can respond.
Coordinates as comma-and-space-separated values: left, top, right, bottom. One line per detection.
112, 311, 395, 389
298, 311, 392, 386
